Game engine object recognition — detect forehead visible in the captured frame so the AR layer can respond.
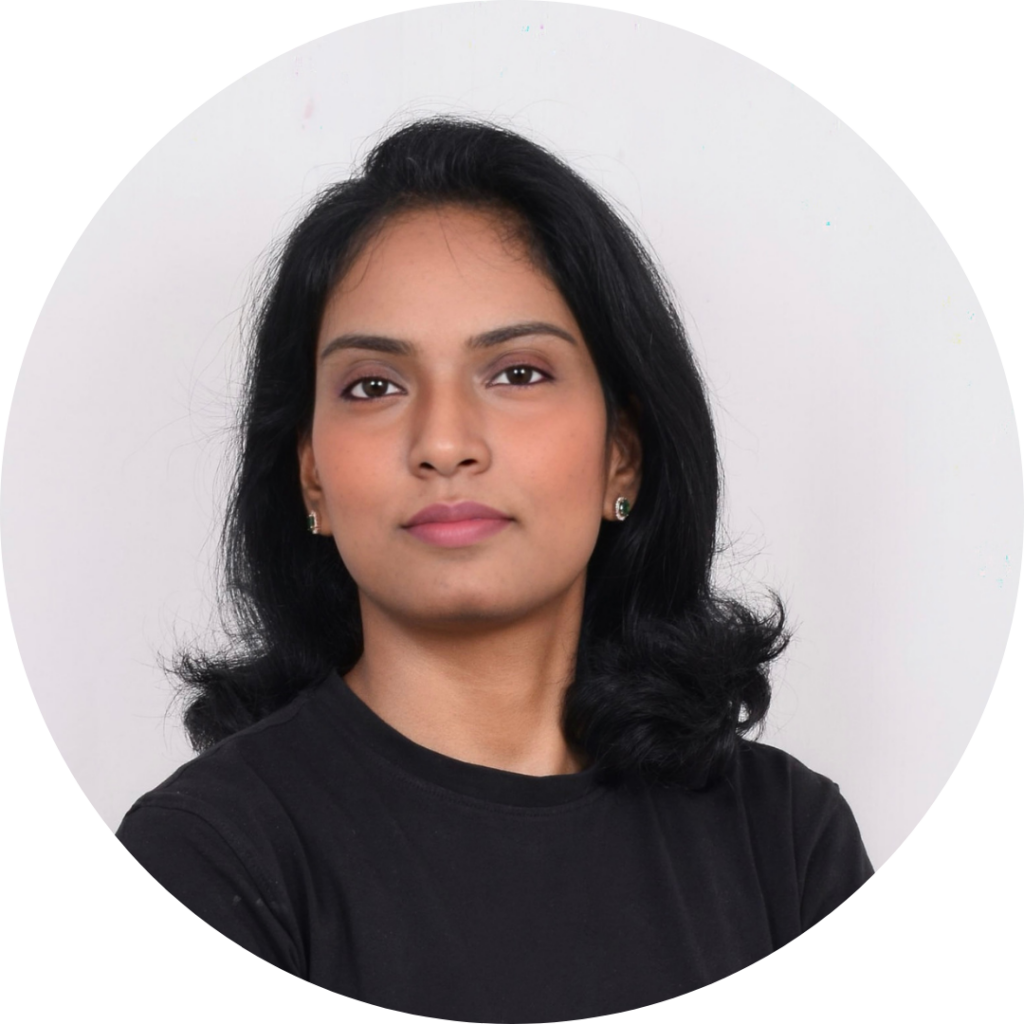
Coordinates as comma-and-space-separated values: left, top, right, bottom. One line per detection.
345, 203, 538, 281
320, 205, 573, 338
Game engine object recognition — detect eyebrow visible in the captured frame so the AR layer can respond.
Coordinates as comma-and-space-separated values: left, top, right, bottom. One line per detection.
319, 320, 578, 362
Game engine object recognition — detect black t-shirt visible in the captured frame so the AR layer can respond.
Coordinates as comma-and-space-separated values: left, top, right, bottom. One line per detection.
117, 670, 873, 1022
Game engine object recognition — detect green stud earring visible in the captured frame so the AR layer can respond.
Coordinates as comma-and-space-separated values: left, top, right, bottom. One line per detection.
614, 496, 632, 521
307, 511, 319, 535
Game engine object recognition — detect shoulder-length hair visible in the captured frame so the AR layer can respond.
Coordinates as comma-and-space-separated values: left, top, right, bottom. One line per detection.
177, 116, 788, 787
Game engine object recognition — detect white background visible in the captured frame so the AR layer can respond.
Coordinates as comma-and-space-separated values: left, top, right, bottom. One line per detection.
3, 0, 1019, 869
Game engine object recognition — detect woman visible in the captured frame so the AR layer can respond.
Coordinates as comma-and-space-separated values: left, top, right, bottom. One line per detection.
117, 117, 872, 1022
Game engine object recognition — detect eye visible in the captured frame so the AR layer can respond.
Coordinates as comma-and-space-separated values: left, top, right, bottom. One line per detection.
342, 376, 404, 401
490, 364, 550, 387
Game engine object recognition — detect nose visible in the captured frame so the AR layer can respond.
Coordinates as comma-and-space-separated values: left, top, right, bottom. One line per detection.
407, 377, 491, 478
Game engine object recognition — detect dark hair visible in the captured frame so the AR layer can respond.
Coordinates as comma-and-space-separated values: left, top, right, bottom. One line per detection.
177, 116, 789, 787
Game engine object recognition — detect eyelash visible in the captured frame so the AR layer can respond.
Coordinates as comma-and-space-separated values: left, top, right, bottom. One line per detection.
340, 364, 552, 401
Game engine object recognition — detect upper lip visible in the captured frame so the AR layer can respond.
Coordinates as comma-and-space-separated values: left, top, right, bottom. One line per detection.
403, 501, 512, 527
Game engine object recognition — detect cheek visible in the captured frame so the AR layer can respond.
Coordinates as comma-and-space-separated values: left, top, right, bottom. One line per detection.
526, 443, 608, 586
313, 423, 396, 532
529, 410, 606, 484
318, 438, 400, 594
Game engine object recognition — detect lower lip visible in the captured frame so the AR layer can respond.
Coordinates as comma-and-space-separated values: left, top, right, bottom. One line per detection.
404, 518, 512, 548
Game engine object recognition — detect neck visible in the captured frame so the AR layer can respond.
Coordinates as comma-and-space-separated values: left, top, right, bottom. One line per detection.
344, 583, 587, 776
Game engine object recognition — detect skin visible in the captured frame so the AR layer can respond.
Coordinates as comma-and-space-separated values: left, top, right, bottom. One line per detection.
298, 204, 641, 776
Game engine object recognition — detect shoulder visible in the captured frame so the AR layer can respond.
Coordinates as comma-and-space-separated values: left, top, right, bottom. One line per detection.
723, 739, 874, 928
115, 692, 324, 973
719, 738, 869, 873
729, 739, 845, 819
117, 682, 328, 862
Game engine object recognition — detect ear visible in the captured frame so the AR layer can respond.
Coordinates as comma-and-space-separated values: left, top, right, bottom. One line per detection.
297, 432, 334, 537
604, 404, 643, 521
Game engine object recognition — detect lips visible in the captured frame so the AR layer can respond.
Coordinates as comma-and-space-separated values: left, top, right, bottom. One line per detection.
403, 501, 511, 527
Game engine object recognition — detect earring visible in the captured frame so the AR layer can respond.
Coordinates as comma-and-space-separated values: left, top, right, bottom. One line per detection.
614, 496, 632, 521
307, 511, 319, 535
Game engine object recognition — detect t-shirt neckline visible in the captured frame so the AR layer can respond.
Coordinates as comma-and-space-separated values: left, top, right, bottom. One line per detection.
320, 669, 601, 808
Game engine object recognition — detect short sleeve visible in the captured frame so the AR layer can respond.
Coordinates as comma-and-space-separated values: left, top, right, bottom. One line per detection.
116, 800, 305, 976
799, 789, 874, 931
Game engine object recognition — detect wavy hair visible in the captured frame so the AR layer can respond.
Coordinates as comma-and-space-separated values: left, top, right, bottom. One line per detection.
176, 117, 789, 787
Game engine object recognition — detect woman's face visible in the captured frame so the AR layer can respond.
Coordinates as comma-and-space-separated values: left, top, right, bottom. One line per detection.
299, 204, 640, 629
